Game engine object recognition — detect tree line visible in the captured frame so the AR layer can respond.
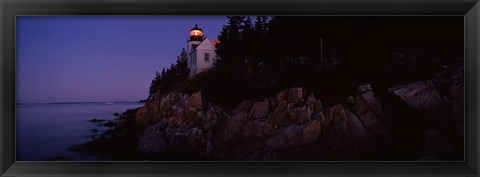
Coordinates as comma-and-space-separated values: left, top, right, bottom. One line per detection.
147, 48, 188, 100
149, 16, 463, 107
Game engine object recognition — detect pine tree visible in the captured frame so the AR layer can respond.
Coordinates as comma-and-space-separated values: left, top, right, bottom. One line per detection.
176, 48, 188, 78
254, 16, 269, 37
215, 16, 245, 70
242, 16, 255, 60
252, 16, 269, 62
147, 71, 162, 100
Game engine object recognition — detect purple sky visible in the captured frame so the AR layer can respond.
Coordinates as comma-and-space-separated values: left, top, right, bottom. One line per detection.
16, 16, 227, 103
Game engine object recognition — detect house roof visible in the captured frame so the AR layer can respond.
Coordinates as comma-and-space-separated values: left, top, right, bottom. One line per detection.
190, 24, 203, 31
190, 38, 216, 55
195, 38, 216, 50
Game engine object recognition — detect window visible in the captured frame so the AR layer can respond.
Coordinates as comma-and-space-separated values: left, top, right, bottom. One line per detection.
204, 53, 210, 62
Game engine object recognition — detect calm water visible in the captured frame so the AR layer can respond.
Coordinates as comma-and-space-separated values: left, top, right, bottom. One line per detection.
16, 102, 144, 161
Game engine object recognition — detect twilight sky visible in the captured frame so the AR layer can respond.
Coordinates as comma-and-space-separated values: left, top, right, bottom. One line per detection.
16, 16, 227, 103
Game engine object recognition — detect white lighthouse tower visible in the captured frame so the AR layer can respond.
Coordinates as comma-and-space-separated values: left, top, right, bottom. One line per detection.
186, 24, 217, 78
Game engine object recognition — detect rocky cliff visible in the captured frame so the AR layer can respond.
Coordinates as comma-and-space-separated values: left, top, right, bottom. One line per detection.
70, 68, 464, 161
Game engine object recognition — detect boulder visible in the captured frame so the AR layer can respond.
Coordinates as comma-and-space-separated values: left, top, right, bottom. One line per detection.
249, 99, 270, 119
344, 112, 372, 143
313, 100, 323, 113
389, 81, 452, 129
288, 106, 311, 124
138, 123, 169, 156
135, 97, 169, 129
321, 104, 355, 159
287, 87, 303, 103
242, 119, 275, 140
356, 111, 387, 138
167, 116, 185, 127
283, 124, 305, 146
276, 89, 288, 102
134, 103, 154, 129
202, 105, 223, 131
221, 112, 248, 142
268, 97, 278, 110
360, 91, 385, 117
188, 92, 203, 111
352, 91, 387, 138
152, 88, 162, 100
320, 104, 345, 128
300, 119, 322, 145
237, 100, 254, 113
354, 84, 384, 117
389, 81, 443, 112
268, 104, 291, 127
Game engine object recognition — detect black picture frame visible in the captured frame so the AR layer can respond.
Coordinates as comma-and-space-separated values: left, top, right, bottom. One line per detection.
1, 0, 479, 176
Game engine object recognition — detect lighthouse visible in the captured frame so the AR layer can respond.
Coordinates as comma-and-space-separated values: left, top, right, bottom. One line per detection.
186, 24, 217, 78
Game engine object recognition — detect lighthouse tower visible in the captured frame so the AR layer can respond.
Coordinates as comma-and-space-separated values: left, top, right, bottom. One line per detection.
187, 24, 203, 53
186, 24, 217, 78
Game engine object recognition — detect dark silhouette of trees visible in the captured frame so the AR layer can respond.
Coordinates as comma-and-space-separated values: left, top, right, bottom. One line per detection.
202, 16, 275, 106
203, 16, 462, 106
147, 48, 188, 100
151, 16, 463, 107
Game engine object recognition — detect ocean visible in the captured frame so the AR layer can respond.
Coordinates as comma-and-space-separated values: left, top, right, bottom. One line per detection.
16, 102, 144, 161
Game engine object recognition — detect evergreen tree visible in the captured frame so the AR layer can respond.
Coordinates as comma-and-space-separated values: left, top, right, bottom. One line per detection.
175, 48, 188, 78
254, 16, 269, 37
147, 49, 189, 100
203, 16, 250, 106
241, 16, 254, 60
252, 16, 269, 60
147, 71, 161, 100
215, 16, 245, 70
168, 16, 463, 107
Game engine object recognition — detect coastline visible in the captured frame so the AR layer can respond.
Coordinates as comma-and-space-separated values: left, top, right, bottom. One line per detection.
16, 102, 144, 161
68, 67, 464, 161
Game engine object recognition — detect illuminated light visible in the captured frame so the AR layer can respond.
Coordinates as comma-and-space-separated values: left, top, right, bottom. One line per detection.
211, 40, 220, 45
190, 30, 203, 36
